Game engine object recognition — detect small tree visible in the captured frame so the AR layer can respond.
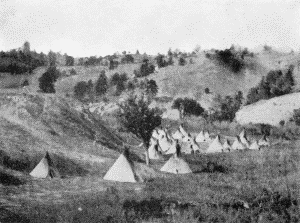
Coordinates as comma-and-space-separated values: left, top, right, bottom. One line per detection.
146, 79, 158, 96
95, 70, 108, 96
178, 57, 186, 66
118, 94, 161, 165
65, 55, 74, 66
172, 97, 204, 117
38, 66, 60, 93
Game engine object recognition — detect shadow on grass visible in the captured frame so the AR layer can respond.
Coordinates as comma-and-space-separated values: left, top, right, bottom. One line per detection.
0, 171, 24, 186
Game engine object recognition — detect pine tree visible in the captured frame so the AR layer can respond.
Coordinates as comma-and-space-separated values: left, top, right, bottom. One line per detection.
95, 70, 108, 96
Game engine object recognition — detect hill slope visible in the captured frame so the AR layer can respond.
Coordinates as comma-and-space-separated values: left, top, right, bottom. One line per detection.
236, 92, 300, 126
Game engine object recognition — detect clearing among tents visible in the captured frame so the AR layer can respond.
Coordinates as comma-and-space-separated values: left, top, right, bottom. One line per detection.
103, 149, 137, 183
30, 152, 60, 179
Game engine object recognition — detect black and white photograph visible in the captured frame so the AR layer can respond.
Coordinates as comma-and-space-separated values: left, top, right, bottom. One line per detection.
0, 0, 300, 222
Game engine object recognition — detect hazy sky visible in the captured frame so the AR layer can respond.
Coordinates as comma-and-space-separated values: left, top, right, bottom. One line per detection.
0, 0, 299, 57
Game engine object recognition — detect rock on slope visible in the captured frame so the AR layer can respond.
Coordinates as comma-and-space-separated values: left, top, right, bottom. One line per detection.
236, 92, 300, 126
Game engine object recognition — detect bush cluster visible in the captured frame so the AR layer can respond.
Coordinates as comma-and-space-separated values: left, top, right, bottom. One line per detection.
246, 65, 295, 105
209, 91, 244, 122
134, 59, 155, 78
172, 97, 204, 117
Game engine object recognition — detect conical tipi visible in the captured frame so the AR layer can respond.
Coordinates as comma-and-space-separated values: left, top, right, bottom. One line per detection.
206, 135, 223, 153
160, 155, 192, 174
103, 149, 136, 183
30, 152, 59, 178
160, 142, 192, 174
232, 136, 246, 150
196, 130, 205, 143
258, 135, 270, 147
249, 140, 260, 150
204, 131, 211, 141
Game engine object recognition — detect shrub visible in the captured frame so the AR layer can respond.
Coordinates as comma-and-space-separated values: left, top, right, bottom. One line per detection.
204, 88, 210, 94
167, 56, 174, 65
155, 54, 168, 68
38, 66, 60, 93
146, 79, 158, 96
74, 81, 88, 99
22, 80, 29, 87
70, 68, 77, 76
95, 70, 108, 96
215, 49, 245, 73
172, 97, 204, 117
178, 57, 186, 66
110, 72, 120, 86
65, 55, 74, 66
121, 54, 134, 64
136, 59, 155, 77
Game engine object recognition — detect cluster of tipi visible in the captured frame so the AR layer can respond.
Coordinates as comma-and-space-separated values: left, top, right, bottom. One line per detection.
29, 125, 270, 183
148, 125, 270, 156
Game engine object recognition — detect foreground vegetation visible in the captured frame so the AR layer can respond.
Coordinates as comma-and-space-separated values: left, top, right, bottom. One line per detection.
1, 143, 299, 222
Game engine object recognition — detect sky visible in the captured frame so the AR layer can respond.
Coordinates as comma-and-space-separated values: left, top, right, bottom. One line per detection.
0, 0, 299, 57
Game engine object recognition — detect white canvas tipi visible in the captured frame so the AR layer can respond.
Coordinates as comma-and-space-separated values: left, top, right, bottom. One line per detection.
232, 136, 246, 150
103, 152, 136, 183
160, 155, 192, 174
196, 131, 205, 143
204, 131, 211, 141
172, 129, 184, 140
30, 152, 58, 178
258, 135, 270, 147
206, 135, 223, 153
249, 140, 260, 150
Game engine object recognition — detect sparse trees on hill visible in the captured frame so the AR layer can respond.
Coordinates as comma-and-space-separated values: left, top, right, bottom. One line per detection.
38, 66, 60, 93
246, 66, 295, 105
118, 94, 162, 165
95, 70, 108, 96
109, 59, 119, 70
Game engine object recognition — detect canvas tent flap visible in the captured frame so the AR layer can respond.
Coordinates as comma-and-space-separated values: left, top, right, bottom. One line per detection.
30, 157, 49, 178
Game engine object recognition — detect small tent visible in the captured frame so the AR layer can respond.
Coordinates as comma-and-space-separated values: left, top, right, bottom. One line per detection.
103, 150, 136, 183
161, 142, 192, 174
232, 136, 246, 150
222, 139, 232, 152
158, 135, 173, 152
206, 135, 223, 153
196, 131, 206, 143
152, 129, 160, 139
30, 152, 59, 179
249, 140, 260, 150
239, 129, 246, 139
258, 135, 270, 147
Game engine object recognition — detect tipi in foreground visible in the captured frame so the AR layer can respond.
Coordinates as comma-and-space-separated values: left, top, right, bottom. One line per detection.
103, 149, 137, 183
30, 152, 59, 178
160, 143, 192, 174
